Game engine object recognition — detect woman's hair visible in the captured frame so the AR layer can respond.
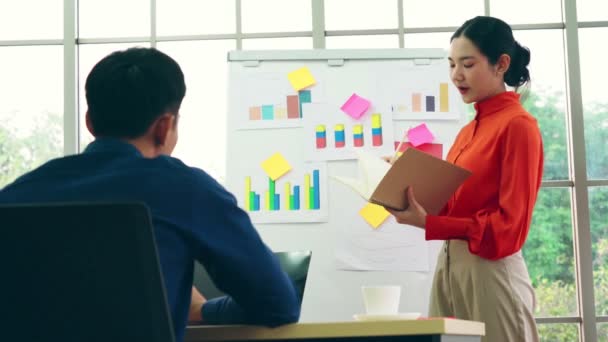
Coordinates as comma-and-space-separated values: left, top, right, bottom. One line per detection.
452, 16, 531, 89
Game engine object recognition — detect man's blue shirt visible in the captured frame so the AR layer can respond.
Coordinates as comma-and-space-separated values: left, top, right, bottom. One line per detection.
0, 138, 300, 342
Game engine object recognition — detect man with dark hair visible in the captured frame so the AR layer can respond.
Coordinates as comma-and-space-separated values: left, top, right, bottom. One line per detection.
0, 47, 300, 342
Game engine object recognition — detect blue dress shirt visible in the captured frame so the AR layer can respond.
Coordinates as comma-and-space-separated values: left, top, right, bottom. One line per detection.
0, 138, 300, 342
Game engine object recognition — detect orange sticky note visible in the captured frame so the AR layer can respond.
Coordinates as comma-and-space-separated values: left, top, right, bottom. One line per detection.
261, 153, 292, 181
359, 203, 390, 229
287, 67, 316, 91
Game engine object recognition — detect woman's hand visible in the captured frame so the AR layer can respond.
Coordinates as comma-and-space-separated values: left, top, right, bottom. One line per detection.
386, 187, 428, 229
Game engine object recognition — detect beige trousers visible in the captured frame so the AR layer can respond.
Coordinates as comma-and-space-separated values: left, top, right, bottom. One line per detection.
429, 240, 539, 342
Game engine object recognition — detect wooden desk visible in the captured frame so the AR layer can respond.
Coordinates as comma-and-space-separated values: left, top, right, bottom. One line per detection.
186, 318, 484, 342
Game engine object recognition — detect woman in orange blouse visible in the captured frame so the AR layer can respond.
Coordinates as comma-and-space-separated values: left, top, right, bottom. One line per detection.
388, 16, 543, 342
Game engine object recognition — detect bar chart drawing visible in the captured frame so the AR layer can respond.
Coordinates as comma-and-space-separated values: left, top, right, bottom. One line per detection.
379, 64, 461, 121
248, 90, 312, 122
235, 71, 326, 130
303, 103, 395, 161
238, 162, 328, 223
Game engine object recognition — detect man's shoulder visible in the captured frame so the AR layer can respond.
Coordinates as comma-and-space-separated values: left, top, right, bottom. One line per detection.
154, 156, 229, 195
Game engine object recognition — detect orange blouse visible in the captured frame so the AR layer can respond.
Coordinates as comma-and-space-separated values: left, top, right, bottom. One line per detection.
425, 91, 544, 260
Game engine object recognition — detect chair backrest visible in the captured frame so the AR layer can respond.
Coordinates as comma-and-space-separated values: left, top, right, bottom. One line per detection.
0, 202, 175, 342
193, 250, 312, 304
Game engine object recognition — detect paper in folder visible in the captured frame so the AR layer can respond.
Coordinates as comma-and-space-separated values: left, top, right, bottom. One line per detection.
334, 148, 472, 215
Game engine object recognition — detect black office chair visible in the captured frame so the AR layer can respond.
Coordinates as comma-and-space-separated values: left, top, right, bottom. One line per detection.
193, 250, 312, 303
0, 202, 175, 342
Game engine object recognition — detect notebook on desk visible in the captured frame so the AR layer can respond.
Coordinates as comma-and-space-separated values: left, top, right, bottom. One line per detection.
370, 147, 472, 214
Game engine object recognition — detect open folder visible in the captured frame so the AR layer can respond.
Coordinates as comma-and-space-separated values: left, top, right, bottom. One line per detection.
334, 148, 472, 215
371, 147, 472, 214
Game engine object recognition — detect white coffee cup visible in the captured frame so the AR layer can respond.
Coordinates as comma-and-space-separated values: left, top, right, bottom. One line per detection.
361, 285, 401, 315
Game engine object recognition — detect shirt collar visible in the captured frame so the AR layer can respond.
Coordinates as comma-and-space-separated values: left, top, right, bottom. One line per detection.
474, 91, 521, 120
83, 138, 143, 157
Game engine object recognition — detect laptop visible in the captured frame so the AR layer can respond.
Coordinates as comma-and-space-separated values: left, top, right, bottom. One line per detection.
193, 250, 312, 304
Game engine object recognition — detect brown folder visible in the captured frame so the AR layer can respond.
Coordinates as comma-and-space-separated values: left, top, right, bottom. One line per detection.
369, 147, 472, 214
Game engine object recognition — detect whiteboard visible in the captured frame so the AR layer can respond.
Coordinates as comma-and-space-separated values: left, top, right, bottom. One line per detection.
225, 49, 467, 321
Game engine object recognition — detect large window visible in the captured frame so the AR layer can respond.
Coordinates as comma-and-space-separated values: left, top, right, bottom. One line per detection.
0, 0, 63, 40
0, 46, 64, 187
158, 40, 235, 180
1, 1, 605, 340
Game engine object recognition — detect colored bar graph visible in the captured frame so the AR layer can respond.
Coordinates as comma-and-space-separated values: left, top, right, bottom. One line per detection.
293, 186, 300, 210
334, 124, 345, 148
243, 170, 320, 212
286, 95, 300, 119
262, 105, 274, 120
245, 177, 251, 210
249, 107, 261, 120
439, 83, 449, 112
426, 96, 435, 112
313, 169, 320, 209
275, 107, 287, 119
269, 178, 275, 210
412, 93, 422, 112
249, 191, 255, 211
371, 113, 383, 146
265, 191, 270, 210
304, 174, 311, 210
316, 125, 327, 149
298, 90, 312, 118
309, 186, 314, 210
253, 194, 260, 211
353, 124, 364, 147
285, 182, 291, 210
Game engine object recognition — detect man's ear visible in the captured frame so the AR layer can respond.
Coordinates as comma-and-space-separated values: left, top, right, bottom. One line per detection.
152, 114, 174, 147
496, 53, 511, 76
85, 112, 96, 136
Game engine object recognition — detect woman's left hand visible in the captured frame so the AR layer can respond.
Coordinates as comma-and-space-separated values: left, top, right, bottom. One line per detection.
386, 187, 428, 229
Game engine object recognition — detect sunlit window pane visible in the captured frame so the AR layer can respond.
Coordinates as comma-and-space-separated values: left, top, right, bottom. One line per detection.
579, 28, 608, 180
589, 187, 608, 315
156, 0, 235, 36
599, 323, 608, 342
577, 0, 608, 22
241, 0, 311, 33
242, 37, 312, 50
491, 0, 562, 24
512, 30, 569, 181
158, 40, 235, 182
0, 0, 62, 40
78, 0, 150, 38
325, 0, 398, 30
537, 324, 579, 341
403, 0, 484, 28
0, 46, 63, 188
403, 32, 451, 49
325, 35, 398, 49
523, 188, 577, 317
78, 43, 151, 151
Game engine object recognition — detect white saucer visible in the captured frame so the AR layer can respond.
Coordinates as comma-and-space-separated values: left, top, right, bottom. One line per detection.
353, 312, 421, 321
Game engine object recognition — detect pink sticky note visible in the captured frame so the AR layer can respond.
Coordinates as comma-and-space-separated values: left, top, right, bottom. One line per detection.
394, 142, 443, 159
340, 93, 370, 119
407, 123, 435, 147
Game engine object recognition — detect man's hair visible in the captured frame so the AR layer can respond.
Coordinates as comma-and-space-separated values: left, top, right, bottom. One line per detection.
85, 47, 186, 139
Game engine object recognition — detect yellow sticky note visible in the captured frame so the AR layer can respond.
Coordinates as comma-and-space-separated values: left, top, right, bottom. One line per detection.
261, 153, 292, 181
287, 67, 316, 91
359, 203, 390, 229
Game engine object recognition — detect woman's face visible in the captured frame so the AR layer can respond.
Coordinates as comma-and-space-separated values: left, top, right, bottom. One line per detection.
448, 36, 506, 104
